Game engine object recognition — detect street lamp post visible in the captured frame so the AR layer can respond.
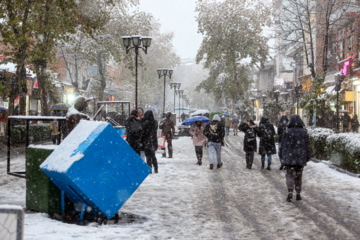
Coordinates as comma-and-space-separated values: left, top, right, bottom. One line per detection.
170, 82, 181, 115
122, 35, 152, 109
178, 90, 184, 122
335, 73, 345, 133
274, 89, 280, 125
158, 68, 173, 116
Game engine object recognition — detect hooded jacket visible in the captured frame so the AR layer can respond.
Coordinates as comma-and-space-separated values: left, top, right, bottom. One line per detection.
257, 116, 276, 154
141, 110, 158, 152
279, 115, 311, 167
125, 110, 143, 154
204, 114, 225, 143
239, 120, 258, 152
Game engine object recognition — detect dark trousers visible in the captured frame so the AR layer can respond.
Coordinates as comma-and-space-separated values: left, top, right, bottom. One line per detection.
195, 146, 203, 161
145, 149, 158, 171
163, 136, 173, 158
245, 151, 254, 167
286, 167, 303, 193
51, 135, 60, 145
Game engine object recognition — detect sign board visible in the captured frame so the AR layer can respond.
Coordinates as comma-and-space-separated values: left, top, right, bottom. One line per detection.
122, 135, 166, 148
0, 205, 24, 240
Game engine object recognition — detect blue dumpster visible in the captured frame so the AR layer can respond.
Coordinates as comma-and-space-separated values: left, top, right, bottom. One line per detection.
40, 120, 151, 219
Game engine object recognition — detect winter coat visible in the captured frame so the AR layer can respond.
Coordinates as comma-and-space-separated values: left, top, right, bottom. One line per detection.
50, 121, 59, 136
279, 115, 311, 167
351, 115, 359, 131
66, 106, 90, 134
239, 122, 258, 152
125, 115, 143, 154
159, 114, 175, 139
277, 115, 289, 142
257, 116, 276, 155
204, 120, 225, 143
141, 110, 158, 152
190, 122, 206, 146
343, 113, 351, 128
232, 117, 239, 126
224, 117, 231, 127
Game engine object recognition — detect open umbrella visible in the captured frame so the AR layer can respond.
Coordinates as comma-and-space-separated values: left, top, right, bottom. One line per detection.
0, 107, 7, 112
181, 116, 211, 126
222, 113, 229, 116
174, 108, 190, 111
338, 109, 351, 114
49, 103, 71, 111
190, 109, 209, 116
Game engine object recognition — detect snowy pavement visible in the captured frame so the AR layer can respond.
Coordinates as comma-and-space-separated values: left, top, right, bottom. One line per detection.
1, 133, 360, 239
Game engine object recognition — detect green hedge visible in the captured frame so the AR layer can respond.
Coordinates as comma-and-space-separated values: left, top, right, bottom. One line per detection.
10, 124, 51, 143
326, 133, 360, 173
307, 127, 334, 160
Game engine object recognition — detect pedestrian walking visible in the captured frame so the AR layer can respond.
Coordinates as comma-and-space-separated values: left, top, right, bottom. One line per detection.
125, 110, 143, 155
204, 114, 225, 170
277, 115, 289, 170
50, 112, 60, 145
181, 112, 186, 122
279, 115, 311, 202
190, 120, 207, 165
257, 116, 276, 170
232, 115, 240, 136
351, 114, 359, 133
342, 112, 351, 132
224, 115, 231, 135
159, 112, 175, 158
239, 120, 258, 169
141, 110, 159, 173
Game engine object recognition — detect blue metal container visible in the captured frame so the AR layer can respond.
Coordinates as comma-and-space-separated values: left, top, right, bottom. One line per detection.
40, 120, 150, 219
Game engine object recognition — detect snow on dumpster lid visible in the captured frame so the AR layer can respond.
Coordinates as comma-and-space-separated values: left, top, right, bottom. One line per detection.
40, 120, 109, 173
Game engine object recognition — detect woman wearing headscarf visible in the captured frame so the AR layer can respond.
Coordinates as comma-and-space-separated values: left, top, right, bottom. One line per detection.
277, 115, 289, 170
279, 115, 311, 202
141, 110, 159, 173
189, 120, 207, 165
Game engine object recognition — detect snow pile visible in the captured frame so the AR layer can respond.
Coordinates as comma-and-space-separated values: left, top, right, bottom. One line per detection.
307, 127, 334, 140
327, 133, 360, 155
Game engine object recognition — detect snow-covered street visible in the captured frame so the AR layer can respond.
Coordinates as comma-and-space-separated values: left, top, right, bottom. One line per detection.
1, 133, 360, 239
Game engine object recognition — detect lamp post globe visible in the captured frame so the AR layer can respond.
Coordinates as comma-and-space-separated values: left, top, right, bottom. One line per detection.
122, 35, 152, 109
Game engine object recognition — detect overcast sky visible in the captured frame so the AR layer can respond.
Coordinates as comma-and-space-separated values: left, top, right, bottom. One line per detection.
137, 0, 203, 60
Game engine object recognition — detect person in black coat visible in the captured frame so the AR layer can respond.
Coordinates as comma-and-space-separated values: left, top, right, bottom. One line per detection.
277, 115, 289, 170
342, 113, 351, 132
351, 114, 359, 133
257, 116, 276, 170
239, 120, 258, 169
279, 115, 311, 202
125, 110, 143, 155
141, 110, 159, 173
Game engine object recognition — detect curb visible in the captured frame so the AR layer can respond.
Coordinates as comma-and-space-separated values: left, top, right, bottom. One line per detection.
311, 158, 360, 178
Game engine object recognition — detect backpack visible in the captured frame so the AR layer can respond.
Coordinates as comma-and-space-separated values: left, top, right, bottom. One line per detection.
246, 128, 256, 144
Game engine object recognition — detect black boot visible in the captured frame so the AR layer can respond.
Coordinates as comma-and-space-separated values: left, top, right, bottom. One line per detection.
296, 193, 302, 201
279, 164, 284, 170
266, 164, 271, 170
199, 158, 202, 165
261, 163, 264, 169
286, 192, 293, 202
